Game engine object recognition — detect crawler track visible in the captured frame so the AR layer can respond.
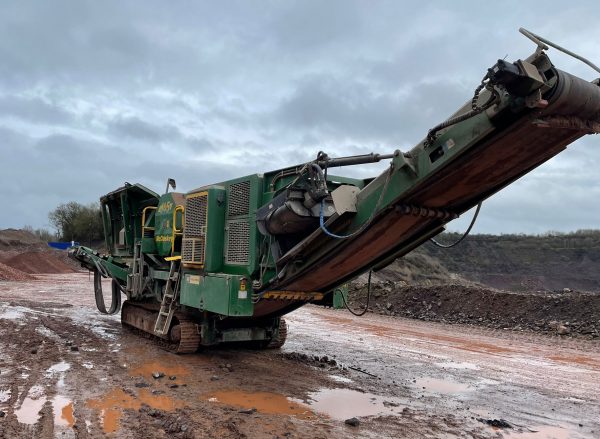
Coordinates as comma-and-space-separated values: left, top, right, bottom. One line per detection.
121, 300, 200, 353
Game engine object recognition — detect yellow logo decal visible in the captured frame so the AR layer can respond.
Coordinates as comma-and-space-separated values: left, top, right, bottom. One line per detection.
157, 201, 173, 214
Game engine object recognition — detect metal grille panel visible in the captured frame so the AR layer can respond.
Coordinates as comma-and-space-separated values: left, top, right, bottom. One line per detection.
228, 181, 251, 217
182, 193, 208, 265
225, 220, 250, 265
182, 238, 205, 265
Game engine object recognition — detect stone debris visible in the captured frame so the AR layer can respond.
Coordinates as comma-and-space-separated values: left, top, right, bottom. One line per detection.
345, 417, 360, 427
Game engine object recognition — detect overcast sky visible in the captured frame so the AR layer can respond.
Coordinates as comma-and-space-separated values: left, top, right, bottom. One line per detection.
0, 1, 599, 234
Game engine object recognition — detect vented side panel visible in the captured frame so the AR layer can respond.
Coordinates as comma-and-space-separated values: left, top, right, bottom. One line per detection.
182, 193, 208, 266
225, 220, 250, 265
228, 181, 250, 217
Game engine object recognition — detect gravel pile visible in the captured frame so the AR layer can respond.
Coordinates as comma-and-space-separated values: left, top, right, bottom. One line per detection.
3, 251, 76, 274
0, 261, 33, 281
349, 281, 600, 339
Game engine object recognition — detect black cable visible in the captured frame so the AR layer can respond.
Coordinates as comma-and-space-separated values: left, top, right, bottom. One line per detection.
340, 270, 372, 316
430, 202, 482, 248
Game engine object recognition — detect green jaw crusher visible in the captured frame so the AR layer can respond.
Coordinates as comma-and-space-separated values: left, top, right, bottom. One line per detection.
70, 29, 600, 353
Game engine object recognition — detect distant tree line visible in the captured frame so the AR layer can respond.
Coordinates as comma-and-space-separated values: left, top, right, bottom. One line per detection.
47, 202, 104, 242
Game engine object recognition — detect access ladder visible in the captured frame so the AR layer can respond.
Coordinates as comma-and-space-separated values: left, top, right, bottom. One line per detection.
153, 257, 182, 336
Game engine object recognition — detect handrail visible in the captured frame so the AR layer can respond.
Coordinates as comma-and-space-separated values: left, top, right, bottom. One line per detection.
171, 205, 185, 255
141, 206, 157, 237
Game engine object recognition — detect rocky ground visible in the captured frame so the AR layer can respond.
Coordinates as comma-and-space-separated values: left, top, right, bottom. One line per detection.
349, 281, 600, 339
1, 273, 599, 438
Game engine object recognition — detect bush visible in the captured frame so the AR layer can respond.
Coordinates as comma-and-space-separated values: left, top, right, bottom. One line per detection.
48, 202, 104, 242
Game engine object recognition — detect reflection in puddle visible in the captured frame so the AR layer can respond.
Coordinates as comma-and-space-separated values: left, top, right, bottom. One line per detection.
414, 377, 470, 394
86, 388, 183, 433
46, 361, 71, 375
15, 386, 47, 425
45, 361, 71, 387
0, 388, 11, 403
329, 375, 353, 384
207, 390, 314, 419
306, 388, 403, 420
504, 425, 573, 439
206, 388, 404, 421
0, 308, 26, 320
52, 395, 75, 427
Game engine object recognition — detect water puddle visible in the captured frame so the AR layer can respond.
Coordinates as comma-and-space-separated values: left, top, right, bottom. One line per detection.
0, 308, 25, 320
329, 375, 353, 384
86, 388, 183, 433
0, 388, 11, 403
503, 425, 573, 438
206, 388, 405, 421
45, 361, 71, 376
434, 361, 479, 370
306, 388, 404, 420
45, 361, 71, 388
129, 359, 191, 382
14, 386, 47, 425
52, 395, 75, 427
206, 390, 315, 419
414, 377, 471, 394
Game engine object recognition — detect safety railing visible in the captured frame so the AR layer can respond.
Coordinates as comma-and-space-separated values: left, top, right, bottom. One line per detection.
171, 205, 185, 255
141, 206, 157, 238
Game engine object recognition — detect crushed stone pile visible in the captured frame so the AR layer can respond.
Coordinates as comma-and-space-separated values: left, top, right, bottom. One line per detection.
2, 251, 76, 274
0, 261, 33, 281
0, 228, 44, 248
348, 282, 600, 339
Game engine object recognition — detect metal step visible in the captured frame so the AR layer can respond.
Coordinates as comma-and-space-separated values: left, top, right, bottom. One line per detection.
153, 259, 182, 336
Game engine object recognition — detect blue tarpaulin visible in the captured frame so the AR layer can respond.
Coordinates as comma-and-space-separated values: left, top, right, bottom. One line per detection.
48, 241, 79, 250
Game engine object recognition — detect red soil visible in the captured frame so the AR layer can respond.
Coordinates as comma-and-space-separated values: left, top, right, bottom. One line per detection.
0, 261, 33, 281
2, 251, 76, 274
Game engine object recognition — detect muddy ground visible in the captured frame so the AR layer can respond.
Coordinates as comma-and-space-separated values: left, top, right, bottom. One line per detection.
1, 273, 599, 438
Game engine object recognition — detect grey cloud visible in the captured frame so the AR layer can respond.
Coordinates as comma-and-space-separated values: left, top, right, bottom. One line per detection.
274, 74, 468, 145
266, 1, 362, 52
0, 95, 73, 125
0, 1, 599, 234
107, 116, 184, 143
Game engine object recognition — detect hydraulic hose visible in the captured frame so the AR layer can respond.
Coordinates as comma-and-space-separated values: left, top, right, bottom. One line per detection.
340, 270, 372, 317
429, 202, 482, 248
319, 163, 394, 240
425, 75, 499, 147
93, 269, 122, 315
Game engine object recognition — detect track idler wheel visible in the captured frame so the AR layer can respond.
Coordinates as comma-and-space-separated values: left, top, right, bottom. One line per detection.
267, 318, 288, 349
169, 320, 201, 354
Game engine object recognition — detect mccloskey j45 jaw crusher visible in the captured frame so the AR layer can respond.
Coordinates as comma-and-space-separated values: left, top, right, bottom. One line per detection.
70, 29, 600, 353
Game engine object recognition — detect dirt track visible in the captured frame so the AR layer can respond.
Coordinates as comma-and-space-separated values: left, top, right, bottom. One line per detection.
1, 273, 599, 438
